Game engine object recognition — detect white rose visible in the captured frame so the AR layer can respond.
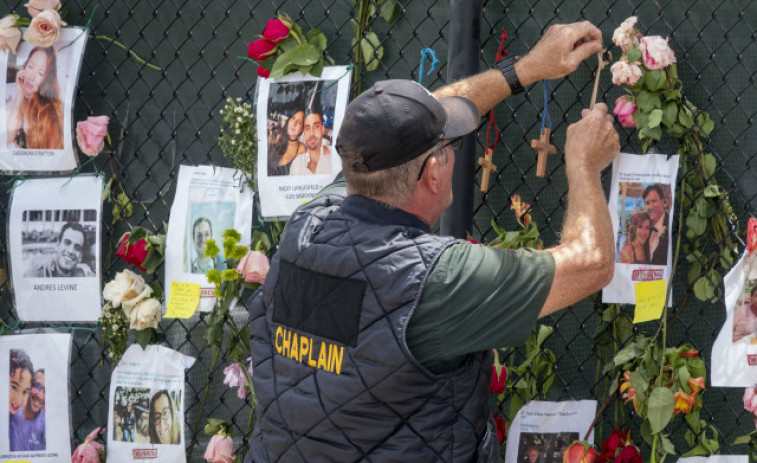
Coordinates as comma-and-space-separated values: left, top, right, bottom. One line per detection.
0, 15, 22, 54
129, 298, 162, 330
103, 269, 148, 308
24, 0, 60, 18
23, 9, 65, 48
612, 16, 639, 52
610, 58, 642, 86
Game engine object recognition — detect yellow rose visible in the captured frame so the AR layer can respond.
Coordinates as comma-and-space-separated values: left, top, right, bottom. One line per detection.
0, 15, 22, 54
23, 9, 65, 48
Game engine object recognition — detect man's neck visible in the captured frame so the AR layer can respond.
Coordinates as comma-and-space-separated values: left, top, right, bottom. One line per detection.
22, 407, 38, 420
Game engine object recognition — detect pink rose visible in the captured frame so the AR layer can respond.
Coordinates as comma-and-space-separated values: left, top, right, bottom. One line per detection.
262, 18, 292, 44
23, 9, 65, 48
746, 217, 757, 255
640, 36, 676, 70
744, 386, 757, 414
71, 427, 105, 463
25, 0, 60, 18
613, 97, 637, 128
0, 15, 22, 54
247, 38, 277, 62
612, 16, 639, 52
204, 434, 235, 463
76, 116, 110, 157
236, 250, 270, 283
610, 58, 642, 86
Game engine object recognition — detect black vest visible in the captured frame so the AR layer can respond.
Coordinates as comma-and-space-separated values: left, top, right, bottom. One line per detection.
247, 194, 497, 463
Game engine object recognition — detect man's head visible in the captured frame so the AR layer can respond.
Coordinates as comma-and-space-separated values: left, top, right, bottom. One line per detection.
336, 80, 479, 211
527, 446, 540, 463
193, 218, 213, 255
642, 184, 667, 223
56, 222, 86, 273
28, 369, 44, 415
750, 285, 757, 316
303, 112, 325, 152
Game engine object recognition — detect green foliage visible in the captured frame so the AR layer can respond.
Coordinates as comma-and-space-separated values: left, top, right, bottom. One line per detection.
99, 302, 129, 367
134, 327, 163, 350
267, 14, 330, 79
488, 220, 543, 250
203, 418, 232, 437
351, 0, 397, 95
502, 325, 557, 420
112, 192, 133, 225
218, 98, 257, 190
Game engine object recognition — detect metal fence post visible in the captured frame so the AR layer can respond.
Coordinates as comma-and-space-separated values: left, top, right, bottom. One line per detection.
439, 0, 482, 238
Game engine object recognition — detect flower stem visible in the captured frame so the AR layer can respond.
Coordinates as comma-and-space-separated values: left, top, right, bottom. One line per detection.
188, 345, 221, 460
94, 35, 163, 71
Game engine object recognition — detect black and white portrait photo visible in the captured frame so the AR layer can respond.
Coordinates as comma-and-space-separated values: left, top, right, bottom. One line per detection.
0, 27, 87, 173
9, 175, 103, 321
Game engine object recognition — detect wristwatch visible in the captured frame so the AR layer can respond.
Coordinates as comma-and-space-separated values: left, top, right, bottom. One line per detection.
495, 55, 524, 95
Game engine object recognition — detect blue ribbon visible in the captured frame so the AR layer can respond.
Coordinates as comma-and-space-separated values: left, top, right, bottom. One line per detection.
418, 48, 439, 84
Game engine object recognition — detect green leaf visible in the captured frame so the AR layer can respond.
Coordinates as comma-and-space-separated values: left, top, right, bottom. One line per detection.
694, 197, 716, 219
379, 0, 398, 22
696, 112, 714, 135
134, 328, 159, 350
661, 102, 677, 127
693, 276, 715, 301
732, 435, 753, 445
149, 281, 163, 300
640, 419, 654, 445
667, 63, 678, 79
305, 28, 327, 52
701, 153, 717, 177
644, 70, 666, 91
639, 125, 662, 141
687, 260, 702, 284
679, 105, 694, 127
627, 46, 642, 63
360, 32, 384, 71
647, 109, 663, 128
647, 387, 675, 434
681, 445, 710, 458
703, 184, 722, 198
536, 324, 554, 347
270, 44, 321, 78
686, 213, 706, 237
660, 435, 676, 455
636, 91, 655, 113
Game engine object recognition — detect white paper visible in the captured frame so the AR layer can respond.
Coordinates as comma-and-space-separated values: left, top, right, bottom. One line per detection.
678, 456, 748, 463
504, 400, 597, 463
0, 27, 87, 173
164, 165, 254, 312
0, 333, 72, 460
602, 152, 680, 305
107, 345, 195, 463
256, 66, 351, 218
9, 175, 103, 321
711, 253, 757, 387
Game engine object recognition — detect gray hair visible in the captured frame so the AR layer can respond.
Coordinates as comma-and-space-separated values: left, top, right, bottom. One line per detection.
339, 143, 449, 208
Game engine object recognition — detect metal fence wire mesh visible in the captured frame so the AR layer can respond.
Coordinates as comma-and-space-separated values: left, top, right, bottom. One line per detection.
0, 1, 755, 461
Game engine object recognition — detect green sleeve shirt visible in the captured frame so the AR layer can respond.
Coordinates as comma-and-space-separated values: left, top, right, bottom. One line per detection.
407, 244, 556, 374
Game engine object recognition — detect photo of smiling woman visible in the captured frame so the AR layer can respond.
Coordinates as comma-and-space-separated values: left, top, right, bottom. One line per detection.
8, 349, 41, 452
148, 389, 181, 445
6, 46, 63, 150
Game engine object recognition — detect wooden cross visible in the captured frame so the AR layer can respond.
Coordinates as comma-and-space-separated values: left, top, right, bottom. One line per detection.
531, 128, 557, 178
478, 147, 497, 193
590, 50, 611, 109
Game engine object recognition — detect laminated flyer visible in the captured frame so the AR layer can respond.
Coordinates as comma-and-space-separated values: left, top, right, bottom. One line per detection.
106, 344, 195, 463
164, 165, 254, 313
0, 27, 87, 173
602, 152, 680, 305
0, 333, 73, 461
8, 175, 103, 321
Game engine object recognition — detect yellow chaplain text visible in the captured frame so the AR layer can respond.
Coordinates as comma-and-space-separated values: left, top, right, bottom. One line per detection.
274, 326, 344, 375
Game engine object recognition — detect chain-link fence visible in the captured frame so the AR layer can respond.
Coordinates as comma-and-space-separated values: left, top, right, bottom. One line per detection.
0, 1, 755, 461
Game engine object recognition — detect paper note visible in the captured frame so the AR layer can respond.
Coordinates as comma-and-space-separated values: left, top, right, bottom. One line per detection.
165, 282, 201, 318
633, 279, 667, 323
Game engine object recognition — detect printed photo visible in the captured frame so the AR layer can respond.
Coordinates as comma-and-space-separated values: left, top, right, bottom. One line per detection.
146, 389, 182, 445
184, 202, 235, 274
517, 432, 579, 463
615, 182, 672, 266
732, 279, 757, 345
21, 209, 97, 278
265, 79, 338, 177
112, 387, 150, 444
9, 349, 46, 452
0, 27, 87, 173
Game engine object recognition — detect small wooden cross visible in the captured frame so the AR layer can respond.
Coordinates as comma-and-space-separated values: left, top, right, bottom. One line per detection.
590, 50, 611, 109
531, 128, 557, 178
478, 147, 498, 193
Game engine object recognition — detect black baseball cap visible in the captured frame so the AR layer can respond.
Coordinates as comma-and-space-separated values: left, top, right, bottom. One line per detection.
335, 80, 480, 172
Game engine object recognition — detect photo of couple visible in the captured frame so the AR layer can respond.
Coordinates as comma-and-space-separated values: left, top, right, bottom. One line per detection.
8, 349, 46, 452
265, 79, 337, 177
616, 182, 672, 266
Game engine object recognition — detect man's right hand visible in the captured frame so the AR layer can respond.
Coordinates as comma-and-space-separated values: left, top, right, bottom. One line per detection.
564, 103, 620, 176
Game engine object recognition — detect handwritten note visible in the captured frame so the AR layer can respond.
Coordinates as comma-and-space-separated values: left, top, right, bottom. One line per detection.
164, 282, 201, 318
633, 279, 667, 323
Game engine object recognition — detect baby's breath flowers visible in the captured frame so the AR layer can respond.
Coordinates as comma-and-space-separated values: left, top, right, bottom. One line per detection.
219, 97, 257, 189
99, 302, 129, 366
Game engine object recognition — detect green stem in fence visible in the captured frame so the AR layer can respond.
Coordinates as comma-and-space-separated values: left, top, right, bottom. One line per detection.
188, 345, 221, 460
94, 35, 163, 71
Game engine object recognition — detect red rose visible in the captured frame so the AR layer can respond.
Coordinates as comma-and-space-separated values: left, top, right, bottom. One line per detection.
116, 234, 149, 271
613, 446, 641, 463
564, 443, 597, 463
492, 414, 507, 443
262, 18, 292, 44
747, 217, 757, 255
597, 429, 630, 463
490, 364, 506, 394
257, 66, 271, 78
247, 38, 277, 61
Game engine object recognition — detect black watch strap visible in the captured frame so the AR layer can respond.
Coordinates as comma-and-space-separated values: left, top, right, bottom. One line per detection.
495, 56, 524, 95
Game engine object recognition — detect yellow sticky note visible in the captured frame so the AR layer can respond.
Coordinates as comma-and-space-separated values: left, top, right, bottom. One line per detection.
633, 279, 667, 323
5, 460, 32, 463
164, 282, 201, 319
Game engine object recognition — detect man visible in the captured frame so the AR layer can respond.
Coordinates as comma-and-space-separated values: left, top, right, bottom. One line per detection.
248, 21, 619, 462
25, 222, 93, 277
190, 217, 225, 274
10, 369, 45, 451
526, 446, 543, 463
643, 183, 669, 265
290, 110, 333, 175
